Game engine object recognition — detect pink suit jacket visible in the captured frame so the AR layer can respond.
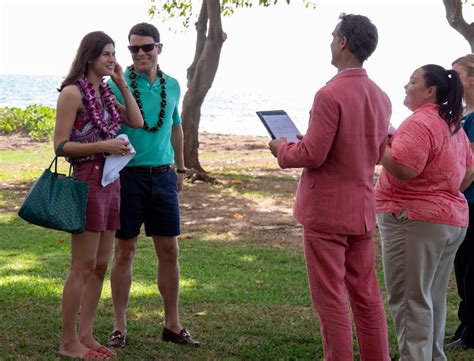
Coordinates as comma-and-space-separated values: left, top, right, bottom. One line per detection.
277, 69, 391, 235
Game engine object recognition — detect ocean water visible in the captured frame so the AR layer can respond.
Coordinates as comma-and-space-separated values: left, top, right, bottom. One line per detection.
0, 75, 64, 109
0, 74, 312, 137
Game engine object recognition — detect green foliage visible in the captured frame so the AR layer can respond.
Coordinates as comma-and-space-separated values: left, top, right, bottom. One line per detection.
149, 0, 316, 28
0, 105, 56, 141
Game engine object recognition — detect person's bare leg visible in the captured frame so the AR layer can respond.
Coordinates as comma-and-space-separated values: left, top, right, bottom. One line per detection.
110, 237, 138, 333
79, 230, 115, 353
58, 231, 101, 358
153, 235, 182, 333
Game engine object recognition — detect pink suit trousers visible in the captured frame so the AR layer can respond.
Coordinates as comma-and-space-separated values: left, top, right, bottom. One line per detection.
303, 227, 390, 361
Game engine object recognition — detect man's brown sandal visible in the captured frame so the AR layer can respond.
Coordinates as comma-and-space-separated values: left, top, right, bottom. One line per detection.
106, 330, 127, 348
162, 327, 200, 347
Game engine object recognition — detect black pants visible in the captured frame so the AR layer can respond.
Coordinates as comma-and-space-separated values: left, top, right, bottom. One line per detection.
454, 202, 474, 346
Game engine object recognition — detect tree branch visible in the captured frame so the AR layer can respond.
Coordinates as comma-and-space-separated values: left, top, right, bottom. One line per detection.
186, 1, 208, 86
208, 0, 225, 39
443, 0, 474, 51
187, 0, 227, 103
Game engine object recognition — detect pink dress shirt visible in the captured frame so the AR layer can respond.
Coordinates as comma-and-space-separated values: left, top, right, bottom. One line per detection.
277, 69, 392, 235
376, 103, 472, 227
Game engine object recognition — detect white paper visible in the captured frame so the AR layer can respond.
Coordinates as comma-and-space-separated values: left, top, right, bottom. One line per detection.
101, 134, 136, 187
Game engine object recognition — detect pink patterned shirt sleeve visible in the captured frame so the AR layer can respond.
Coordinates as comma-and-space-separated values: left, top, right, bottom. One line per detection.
375, 103, 471, 227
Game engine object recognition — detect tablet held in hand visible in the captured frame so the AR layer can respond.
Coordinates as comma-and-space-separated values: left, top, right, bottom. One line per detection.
256, 110, 301, 143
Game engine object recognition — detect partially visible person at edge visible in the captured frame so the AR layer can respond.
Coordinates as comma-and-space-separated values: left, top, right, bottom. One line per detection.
105, 22, 199, 349
375, 64, 472, 361
268, 14, 391, 361
447, 54, 474, 351
54, 31, 144, 359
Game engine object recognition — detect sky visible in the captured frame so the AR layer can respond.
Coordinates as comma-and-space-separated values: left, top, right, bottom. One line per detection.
0, 0, 473, 127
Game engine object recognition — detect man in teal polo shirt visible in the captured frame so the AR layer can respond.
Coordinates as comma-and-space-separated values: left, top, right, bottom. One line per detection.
106, 22, 199, 348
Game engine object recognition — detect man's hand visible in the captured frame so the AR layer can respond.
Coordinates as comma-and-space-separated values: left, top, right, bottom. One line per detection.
269, 137, 287, 157
176, 172, 184, 192
387, 124, 396, 147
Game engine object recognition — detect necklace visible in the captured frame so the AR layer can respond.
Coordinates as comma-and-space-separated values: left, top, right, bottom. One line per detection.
129, 65, 167, 132
78, 75, 121, 138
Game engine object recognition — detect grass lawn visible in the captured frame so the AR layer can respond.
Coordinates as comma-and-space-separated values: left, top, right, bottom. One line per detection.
1, 133, 474, 360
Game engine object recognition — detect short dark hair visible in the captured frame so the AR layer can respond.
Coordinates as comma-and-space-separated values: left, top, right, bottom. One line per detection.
128, 22, 160, 43
421, 64, 464, 134
337, 13, 378, 63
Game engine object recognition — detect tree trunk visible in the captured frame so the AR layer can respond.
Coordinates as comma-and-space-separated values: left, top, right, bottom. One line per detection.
181, 0, 227, 172
443, 0, 474, 52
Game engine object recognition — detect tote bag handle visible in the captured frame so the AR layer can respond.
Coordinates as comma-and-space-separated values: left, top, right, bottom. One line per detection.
49, 140, 72, 176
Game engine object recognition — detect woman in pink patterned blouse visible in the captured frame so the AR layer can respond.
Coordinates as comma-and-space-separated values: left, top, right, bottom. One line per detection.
54, 31, 143, 360
375, 64, 473, 361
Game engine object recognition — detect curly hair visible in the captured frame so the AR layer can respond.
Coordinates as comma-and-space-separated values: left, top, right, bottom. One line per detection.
337, 13, 378, 63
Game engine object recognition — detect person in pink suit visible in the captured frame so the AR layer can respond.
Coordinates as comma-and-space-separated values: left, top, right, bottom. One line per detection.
268, 13, 392, 361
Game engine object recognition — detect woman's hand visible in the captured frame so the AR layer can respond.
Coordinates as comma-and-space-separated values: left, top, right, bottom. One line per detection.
102, 137, 131, 155
110, 63, 127, 89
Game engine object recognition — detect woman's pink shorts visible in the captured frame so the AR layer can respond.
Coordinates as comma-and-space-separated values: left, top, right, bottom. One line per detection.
73, 158, 120, 232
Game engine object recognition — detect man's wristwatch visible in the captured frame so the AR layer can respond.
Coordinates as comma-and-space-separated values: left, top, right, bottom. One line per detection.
176, 168, 186, 174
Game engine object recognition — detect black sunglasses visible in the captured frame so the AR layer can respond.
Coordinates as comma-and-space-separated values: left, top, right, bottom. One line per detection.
127, 43, 157, 54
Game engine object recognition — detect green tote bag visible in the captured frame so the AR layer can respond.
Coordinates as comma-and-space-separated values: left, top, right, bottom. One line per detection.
18, 142, 89, 234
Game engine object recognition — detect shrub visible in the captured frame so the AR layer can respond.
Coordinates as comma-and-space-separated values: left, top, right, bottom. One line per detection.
0, 105, 56, 140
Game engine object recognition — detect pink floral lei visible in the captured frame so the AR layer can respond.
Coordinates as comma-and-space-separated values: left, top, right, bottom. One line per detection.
78, 75, 121, 138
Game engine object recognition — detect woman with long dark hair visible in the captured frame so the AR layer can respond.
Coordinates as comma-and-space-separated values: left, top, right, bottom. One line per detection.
375, 64, 472, 361
54, 31, 143, 359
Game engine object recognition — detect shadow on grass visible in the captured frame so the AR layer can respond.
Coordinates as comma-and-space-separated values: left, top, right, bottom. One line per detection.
0, 214, 320, 359
180, 172, 303, 249
3, 215, 474, 360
